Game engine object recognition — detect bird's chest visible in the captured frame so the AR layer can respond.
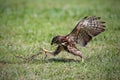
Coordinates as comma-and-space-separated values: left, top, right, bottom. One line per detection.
62, 42, 75, 53
61, 37, 75, 47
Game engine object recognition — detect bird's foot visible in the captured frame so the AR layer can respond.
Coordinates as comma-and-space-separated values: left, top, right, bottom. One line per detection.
40, 48, 53, 59
40, 48, 49, 59
40, 48, 49, 53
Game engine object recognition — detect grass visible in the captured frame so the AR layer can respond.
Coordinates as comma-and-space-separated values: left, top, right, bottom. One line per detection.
0, 0, 120, 80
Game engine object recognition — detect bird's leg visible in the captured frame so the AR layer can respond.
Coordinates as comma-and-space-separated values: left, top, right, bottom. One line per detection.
72, 51, 85, 62
66, 46, 85, 62
41, 46, 63, 57
72, 50, 83, 59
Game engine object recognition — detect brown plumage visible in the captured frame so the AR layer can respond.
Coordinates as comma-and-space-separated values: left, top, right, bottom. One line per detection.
41, 16, 106, 59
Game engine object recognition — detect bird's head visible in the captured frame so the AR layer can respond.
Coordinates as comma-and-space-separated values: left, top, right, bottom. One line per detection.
51, 36, 64, 45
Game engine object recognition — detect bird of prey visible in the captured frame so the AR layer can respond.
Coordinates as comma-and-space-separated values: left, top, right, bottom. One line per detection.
41, 16, 106, 59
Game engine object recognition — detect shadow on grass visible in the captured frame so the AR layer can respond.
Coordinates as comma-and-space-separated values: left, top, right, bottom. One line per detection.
0, 57, 81, 65
47, 58, 80, 63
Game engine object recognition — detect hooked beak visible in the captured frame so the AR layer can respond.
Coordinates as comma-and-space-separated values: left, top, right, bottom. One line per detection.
51, 42, 57, 46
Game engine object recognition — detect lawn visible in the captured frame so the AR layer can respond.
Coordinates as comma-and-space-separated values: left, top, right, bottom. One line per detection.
0, 0, 120, 80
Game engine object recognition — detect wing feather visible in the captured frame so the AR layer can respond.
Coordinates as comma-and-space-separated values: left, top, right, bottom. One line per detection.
68, 16, 106, 47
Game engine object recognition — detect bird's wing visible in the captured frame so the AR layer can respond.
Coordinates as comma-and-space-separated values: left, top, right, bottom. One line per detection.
67, 16, 106, 47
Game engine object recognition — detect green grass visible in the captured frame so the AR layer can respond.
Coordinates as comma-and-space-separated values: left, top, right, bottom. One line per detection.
0, 0, 120, 80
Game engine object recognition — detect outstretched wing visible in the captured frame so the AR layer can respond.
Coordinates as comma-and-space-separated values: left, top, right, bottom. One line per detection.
67, 16, 106, 46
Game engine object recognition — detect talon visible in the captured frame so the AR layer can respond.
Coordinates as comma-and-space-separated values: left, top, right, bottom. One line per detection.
40, 48, 49, 58
40, 48, 53, 56
40, 48, 48, 53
